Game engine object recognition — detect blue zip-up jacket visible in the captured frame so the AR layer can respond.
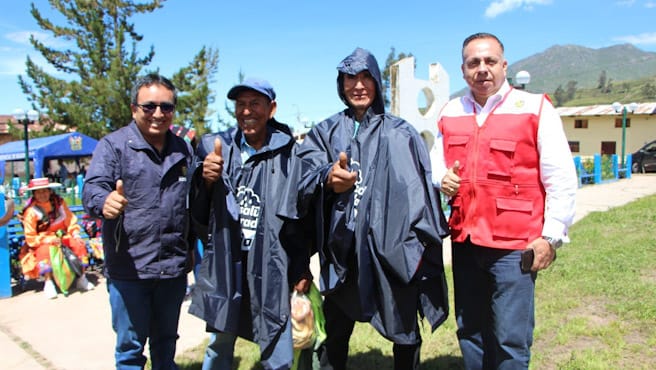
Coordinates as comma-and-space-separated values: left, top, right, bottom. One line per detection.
82, 121, 193, 280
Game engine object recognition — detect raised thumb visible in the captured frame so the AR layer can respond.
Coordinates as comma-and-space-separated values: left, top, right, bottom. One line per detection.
214, 138, 222, 155
116, 179, 124, 196
452, 160, 461, 175
338, 152, 348, 169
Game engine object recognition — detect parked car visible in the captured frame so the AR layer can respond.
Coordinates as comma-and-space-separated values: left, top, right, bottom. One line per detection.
631, 140, 656, 173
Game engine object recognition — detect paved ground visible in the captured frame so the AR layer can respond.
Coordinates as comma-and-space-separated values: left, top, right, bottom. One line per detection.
1, 174, 654, 369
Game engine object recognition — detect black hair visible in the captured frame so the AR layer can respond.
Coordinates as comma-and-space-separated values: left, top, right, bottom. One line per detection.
462, 32, 505, 52
130, 73, 178, 105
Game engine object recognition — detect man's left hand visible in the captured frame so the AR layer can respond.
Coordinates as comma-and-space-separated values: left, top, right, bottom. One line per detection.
294, 277, 311, 294
526, 237, 557, 272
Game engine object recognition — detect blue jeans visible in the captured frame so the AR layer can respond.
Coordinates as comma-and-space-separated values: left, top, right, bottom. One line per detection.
203, 319, 293, 370
452, 240, 536, 370
108, 275, 187, 370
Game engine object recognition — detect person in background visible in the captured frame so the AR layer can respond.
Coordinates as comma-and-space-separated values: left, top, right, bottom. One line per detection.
188, 78, 312, 370
0, 194, 15, 226
82, 73, 193, 369
18, 177, 93, 299
58, 159, 69, 187
432, 32, 578, 369
280, 47, 449, 370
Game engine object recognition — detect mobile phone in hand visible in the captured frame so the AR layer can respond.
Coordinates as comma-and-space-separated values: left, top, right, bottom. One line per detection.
520, 249, 534, 273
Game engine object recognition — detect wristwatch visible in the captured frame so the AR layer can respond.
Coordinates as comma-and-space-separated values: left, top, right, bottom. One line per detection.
541, 236, 563, 250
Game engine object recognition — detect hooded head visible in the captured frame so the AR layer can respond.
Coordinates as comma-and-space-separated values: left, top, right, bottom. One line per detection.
336, 47, 385, 116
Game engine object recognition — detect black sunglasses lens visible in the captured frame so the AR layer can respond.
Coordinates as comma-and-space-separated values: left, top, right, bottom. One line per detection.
139, 103, 175, 113
140, 103, 157, 113
160, 103, 175, 113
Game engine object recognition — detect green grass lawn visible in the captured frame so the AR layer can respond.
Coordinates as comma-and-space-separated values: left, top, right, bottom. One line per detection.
171, 194, 656, 370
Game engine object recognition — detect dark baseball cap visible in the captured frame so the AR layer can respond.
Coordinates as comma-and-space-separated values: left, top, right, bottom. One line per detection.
227, 78, 276, 101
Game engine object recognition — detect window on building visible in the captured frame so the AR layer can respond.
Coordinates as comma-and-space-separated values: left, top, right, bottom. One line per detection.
614, 118, 631, 128
568, 141, 580, 153
574, 119, 588, 128
601, 141, 616, 155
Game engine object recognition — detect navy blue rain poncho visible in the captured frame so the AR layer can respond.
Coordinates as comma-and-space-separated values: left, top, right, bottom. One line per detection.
279, 47, 450, 344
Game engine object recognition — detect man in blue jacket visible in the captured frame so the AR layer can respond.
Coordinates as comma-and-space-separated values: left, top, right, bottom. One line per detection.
280, 48, 449, 370
83, 73, 193, 369
188, 78, 312, 370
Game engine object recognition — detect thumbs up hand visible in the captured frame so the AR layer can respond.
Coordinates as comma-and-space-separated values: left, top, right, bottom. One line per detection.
440, 160, 461, 197
326, 152, 357, 193
102, 179, 129, 219
116, 179, 124, 196
203, 138, 224, 186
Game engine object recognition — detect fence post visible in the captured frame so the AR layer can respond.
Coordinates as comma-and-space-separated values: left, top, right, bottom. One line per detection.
594, 154, 602, 184
612, 154, 619, 179
573, 156, 582, 187
0, 195, 10, 298
76, 174, 84, 201
626, 154, 632, 179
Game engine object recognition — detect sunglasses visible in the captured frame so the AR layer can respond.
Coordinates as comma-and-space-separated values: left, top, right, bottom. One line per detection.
136, 102, 176, 114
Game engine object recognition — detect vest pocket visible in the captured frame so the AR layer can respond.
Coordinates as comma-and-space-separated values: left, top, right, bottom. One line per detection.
446, 136, 469, 169
493, 197, 532, 240
487, 139, 516, 181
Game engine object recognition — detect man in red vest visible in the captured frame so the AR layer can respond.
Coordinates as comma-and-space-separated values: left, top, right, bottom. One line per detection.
433, 32, 577, 369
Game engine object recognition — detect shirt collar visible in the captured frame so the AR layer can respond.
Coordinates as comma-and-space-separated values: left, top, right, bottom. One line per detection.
464, 80, 511, 112
240, 134, 257, 161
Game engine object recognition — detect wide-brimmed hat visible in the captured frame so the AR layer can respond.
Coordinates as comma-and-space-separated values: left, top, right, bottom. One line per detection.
26, 177, 62, 191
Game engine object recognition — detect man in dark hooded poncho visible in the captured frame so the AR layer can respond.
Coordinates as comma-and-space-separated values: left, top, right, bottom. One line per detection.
280, 48, 449, 370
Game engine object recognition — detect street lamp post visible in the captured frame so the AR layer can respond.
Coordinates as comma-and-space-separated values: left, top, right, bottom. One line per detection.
12, 108, 39, 185
514, 70, 531, 90
611, 102, 638, 169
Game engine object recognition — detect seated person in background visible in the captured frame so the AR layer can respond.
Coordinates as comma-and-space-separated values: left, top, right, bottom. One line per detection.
18, 177, 94, 299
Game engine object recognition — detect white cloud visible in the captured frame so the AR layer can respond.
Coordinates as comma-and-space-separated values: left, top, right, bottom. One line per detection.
5, 30, 71, 48
613, 32, 656, 45
645, 1, 656, 8
1, 30, 71, 76
0, 56, 28, 76
0, 51, 62, 76
484, 0, 552, 18
615, 0, 635, 6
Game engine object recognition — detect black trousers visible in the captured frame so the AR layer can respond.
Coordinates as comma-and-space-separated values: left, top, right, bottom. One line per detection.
317, 297, 421, 370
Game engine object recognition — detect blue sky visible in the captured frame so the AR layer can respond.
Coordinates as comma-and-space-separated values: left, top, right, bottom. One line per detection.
1, 0, 655, 132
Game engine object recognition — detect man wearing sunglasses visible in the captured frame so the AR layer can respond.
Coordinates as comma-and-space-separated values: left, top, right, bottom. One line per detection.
83, 73, 194, 369
188, 78, 312, 370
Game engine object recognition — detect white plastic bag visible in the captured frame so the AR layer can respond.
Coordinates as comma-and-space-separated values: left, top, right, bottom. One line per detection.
290, 290, 316, 350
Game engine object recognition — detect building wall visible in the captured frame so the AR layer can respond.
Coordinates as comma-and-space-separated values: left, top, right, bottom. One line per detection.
561, 113, 656, 157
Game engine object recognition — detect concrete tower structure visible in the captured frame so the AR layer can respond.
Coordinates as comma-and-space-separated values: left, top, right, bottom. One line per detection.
390, 57, 450, 151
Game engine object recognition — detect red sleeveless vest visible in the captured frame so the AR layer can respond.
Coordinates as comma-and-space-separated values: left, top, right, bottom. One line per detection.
438, 90, 547, 250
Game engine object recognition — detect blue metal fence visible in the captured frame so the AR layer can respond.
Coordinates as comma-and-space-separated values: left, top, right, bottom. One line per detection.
573, 154, 632, 188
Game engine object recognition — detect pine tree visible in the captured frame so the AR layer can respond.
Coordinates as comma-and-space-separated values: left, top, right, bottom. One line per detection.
171, 46, 219, 137
553, 85, 566, 106
18, 0, 163, 138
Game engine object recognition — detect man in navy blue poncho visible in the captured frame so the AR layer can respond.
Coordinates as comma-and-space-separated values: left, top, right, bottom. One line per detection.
280, 47, 450, 370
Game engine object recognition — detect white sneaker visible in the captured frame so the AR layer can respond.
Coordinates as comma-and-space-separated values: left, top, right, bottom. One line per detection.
44, 279, 58, 299
76, 275, 95, 291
